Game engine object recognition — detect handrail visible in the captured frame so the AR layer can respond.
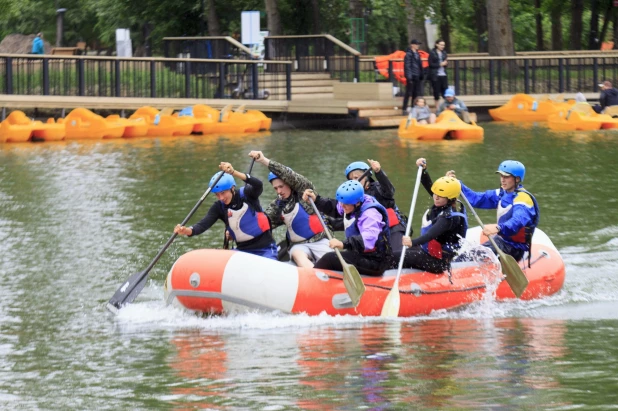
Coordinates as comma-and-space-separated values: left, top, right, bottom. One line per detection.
362, 54, 618, 62
0, 53, 292, 64
162, 36, 254, 57
264, 34, 361, 56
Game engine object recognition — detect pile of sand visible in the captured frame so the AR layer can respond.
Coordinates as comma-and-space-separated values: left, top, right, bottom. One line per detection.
0, 33, 52, 54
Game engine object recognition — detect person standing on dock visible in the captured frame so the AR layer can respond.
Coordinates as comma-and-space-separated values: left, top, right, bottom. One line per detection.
402, 39, 424, 115
31, 33, 44, 54
174, 162, 277, 260
303, 181, 392, 276
450, 160, 539, 264
345, 160, 407, 254
428, 39, 448, 109
248, 150, 332, 268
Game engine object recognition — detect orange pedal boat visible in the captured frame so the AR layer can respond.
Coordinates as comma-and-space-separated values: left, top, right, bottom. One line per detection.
164, 227, 565, 317
547, 102, 618, 131
398, 110, 484, 140
106, 115, 149, 138
1, 111, 66, 143
129, 107, 197, 137
192, 104, 262, 134
489, 93, 574, 122
63, 108, 125, 139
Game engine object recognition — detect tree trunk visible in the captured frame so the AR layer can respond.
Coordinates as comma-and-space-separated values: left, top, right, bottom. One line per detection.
206, 0, 220, 36
598, 2, 614, 46
473, 1, 488, 52
486, 0, 515, 56
265, 0, 282, 36
588, 0, 600, 49
311, 0, 321, 34
550, 3, 563, 50
614, 10, 618, 49
570, 0, 584, 50
404, 0, 427, 49
439, 0, 451, 53
535, 0, 543, 50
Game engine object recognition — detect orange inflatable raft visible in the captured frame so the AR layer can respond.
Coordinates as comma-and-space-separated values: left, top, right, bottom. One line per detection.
489, 94, 574, 122
374, 50, 429, 84
547, 102, 618, 131
164, 227, 565, 317
398, 110, 484, 140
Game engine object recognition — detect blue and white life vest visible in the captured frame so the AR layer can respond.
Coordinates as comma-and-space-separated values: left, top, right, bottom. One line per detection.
420, 206, 468, 260
221, 188, 270, 244
496, 187, 539, 246
282, 202, 324, 243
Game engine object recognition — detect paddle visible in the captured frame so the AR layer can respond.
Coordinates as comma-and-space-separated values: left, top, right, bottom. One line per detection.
223, 158, 255, 249
459, 192, 529, 298
381, 165, 423, 317
106, 170, 226, 314
405, 111, 414, 129
308, 197, 365, 307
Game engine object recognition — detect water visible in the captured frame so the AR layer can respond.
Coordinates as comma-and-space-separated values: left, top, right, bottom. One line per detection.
1, 124, 617, 409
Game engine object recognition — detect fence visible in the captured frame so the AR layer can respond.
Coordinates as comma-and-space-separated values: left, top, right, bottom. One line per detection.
365, 54, 618, 96
0, 54, 293, 101
163, 36, 255, 60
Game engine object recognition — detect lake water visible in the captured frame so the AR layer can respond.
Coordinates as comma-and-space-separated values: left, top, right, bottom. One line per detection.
1, 123, 617, 409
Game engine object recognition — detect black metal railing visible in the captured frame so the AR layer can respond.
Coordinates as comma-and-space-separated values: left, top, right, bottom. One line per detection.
0, 54, 292, 100
364, 54, 618, 96
264, 35, 361, 82
163, 36, 255, 60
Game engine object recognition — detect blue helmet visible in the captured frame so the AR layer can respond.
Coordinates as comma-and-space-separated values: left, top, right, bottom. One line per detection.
336, 180, 364, 205
496, 160, 525, 182
268, 171, 279, 182
209, 172, 236, 193
345, 161, 370, 179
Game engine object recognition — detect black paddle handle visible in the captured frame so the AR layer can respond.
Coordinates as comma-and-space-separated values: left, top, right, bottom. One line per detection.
142, 170, 226, 275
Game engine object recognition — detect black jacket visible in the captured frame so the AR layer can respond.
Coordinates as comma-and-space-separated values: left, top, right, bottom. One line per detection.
404, 47, 423, 80
428, 48, 448, 81
600, 88, 618, 109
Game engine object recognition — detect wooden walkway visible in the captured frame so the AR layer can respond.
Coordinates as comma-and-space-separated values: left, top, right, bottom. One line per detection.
0, 92, 599, 127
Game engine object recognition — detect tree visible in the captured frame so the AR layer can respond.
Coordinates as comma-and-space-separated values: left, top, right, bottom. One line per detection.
404, 0, 426, 48
550, 1, 563, 50
439, 0, 451, 52
588, 0, 600, 49
535, 0, 543, 50
570, 0, 584, 50
310, 0, 321, 34
486, 0, 515, 56
473, 1, 488, 52
206, 0, 221, 36
265, 0, 282, 35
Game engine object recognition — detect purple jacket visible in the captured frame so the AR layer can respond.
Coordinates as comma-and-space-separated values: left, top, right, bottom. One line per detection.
337, 195, 386, 251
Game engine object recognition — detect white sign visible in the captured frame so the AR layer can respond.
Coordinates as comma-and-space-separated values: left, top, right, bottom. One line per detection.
115, 28, 132, 57
241, 11, 260, 45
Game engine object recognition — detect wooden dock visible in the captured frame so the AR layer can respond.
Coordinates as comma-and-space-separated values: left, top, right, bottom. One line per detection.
0, 91, 599, 127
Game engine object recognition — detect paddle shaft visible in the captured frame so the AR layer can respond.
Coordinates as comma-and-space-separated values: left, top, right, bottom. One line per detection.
459, 192, 504, 258
308, 197, 349, 263
107, 170, 226, 310
224, 158, 255, 249
394, 166, 424, 281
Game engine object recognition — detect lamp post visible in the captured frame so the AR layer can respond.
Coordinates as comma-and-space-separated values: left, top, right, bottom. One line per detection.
56, 8, 67, 47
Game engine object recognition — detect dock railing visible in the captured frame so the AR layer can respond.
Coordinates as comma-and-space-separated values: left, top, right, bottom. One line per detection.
264, 35, 361, 82
163, 36, 255, 60
0, 54, 293, 101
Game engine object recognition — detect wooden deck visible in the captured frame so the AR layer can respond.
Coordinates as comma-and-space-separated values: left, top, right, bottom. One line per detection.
0, 92, 599, 127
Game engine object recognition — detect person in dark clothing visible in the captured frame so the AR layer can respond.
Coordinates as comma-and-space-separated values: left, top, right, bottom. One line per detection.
303, 180, 393, 277
428, 39, 448, 108
345, 160, 407, 254
593, 80, 618, 113
174, 162, 277, 259
402, 39, 424, 115
394, 158, 467, 274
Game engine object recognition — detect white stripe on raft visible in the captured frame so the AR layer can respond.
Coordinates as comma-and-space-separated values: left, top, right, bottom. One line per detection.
221, 252, 299, 312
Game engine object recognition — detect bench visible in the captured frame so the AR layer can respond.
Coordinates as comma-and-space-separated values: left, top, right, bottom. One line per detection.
50, 47, 80, 56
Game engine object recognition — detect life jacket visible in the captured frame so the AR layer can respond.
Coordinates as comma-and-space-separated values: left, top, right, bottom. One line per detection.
420, 205, 468, 260
343, 196, 391, 258
496, 187, 539, 247
221, 187, 271, 244
282, 202, 324, 243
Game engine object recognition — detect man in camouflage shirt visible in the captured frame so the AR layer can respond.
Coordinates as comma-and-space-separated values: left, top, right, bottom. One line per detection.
248, 150, 332, 268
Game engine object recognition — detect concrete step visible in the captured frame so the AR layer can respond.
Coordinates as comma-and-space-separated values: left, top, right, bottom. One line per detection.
357, 108, 402, 117
259, 79, 339, 88
292, 93, 335, 100
261, 72, 333, 81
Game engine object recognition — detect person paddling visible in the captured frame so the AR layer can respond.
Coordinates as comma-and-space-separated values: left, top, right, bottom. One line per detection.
395, 158, 468, 274
451, 160, 539, 263
303, 181, 392, 276
345, 160, 407, 254
174, 161, 277, 259
248, 150, 332, 267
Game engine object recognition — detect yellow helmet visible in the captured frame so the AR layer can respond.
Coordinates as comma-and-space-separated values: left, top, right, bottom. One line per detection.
431, 176, 461, 200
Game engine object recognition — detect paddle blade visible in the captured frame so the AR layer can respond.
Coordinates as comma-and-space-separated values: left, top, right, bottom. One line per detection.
342, 263, 365, 308
106, 270, 149, 314
500, 253, 529, 298
380, 283, 400, 317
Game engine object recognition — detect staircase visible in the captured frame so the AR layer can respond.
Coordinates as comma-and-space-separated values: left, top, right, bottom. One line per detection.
261, 72, 339, 100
